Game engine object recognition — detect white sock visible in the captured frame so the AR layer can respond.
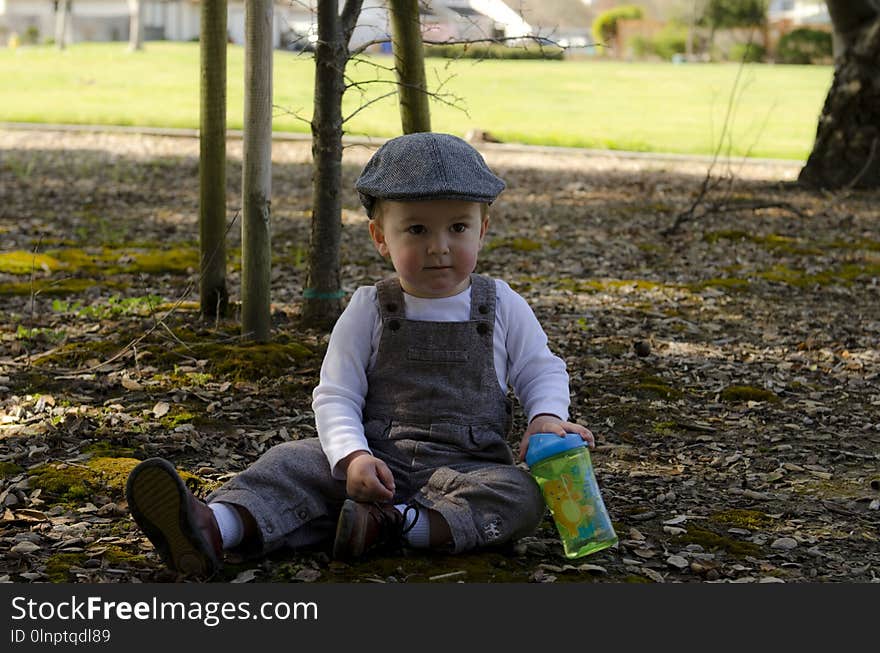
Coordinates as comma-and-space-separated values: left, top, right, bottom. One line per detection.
395, 503, 430, 548
208, 502, 244, 549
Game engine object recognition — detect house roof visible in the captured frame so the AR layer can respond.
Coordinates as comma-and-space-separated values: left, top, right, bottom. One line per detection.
515, 0, 594, 31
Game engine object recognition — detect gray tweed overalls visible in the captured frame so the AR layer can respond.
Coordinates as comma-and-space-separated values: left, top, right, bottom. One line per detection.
208, 274, 545, 554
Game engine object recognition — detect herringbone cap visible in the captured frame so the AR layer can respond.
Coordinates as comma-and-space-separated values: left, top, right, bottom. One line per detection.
355, 132, 506, 217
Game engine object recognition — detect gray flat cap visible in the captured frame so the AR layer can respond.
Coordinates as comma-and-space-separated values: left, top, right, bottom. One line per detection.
355, 132, 505, 217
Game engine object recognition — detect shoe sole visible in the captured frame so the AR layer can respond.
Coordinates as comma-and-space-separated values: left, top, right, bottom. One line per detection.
332, 499, 368, 560
125, 458, 219, 577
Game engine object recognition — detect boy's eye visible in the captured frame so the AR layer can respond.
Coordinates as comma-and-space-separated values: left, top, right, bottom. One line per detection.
406, 225, 426, 235
451, 223, 468, 233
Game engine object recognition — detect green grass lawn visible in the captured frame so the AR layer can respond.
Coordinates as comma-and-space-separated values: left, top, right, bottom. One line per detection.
0, 41, 832, 160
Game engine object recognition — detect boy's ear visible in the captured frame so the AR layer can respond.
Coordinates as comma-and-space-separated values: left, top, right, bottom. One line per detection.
369, 220, 390, 257
478, 215, 490, 245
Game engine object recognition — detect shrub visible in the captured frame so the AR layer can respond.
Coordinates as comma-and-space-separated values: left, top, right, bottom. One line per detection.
627, 24, 687, 61
776, 27, 832, 65
592, 5, 644, 47
629, 35, 654, 58
730, 41, 766, 63
23, 26, 40, 45
652, 25, 688, 60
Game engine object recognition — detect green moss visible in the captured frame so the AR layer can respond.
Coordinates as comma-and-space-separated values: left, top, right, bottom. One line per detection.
635, 375, 683, 400
83, 441, 137, 459
486, 237, 543, 252
46, 546, 148, 582
29, 457, 142, 502
186, 341, 314, 381
559, 277, 663, 293
32, 339, 124, 368
0, 251, 62, 275
45, 553, 89, 583
704, 230, 750, 244
703, 231, 822, 255
759, 263, 880, 287
623, 574, 653, 583
688, 277, 750, 292
719, 385, 780, 403
0, 278, 123, 296
47, 246, 198, 275
651, 421, 678, 436
0, 462, 25, 479
30, 456, 215, 505
50, 248, 117, 273
829, 237, 880, 252
675, 526, 761, 557
710, 509, 775, 530
160, 408, 196, 429
128, 247, 198, 274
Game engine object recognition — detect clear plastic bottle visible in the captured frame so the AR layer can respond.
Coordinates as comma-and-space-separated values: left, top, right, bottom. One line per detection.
525, 433, 618, 558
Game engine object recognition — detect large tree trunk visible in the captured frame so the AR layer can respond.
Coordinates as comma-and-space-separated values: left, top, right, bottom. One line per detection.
798, 0, 880, 189
241, 0, 273, 342
128, 0, 144, 51
54, 0, 71, 50
301, 0, 363, 329
199, 0, 229, 321
390, 0, 431, 133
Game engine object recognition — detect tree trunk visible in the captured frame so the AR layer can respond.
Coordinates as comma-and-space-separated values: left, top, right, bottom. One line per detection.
799, 1, 880, 189
301, 0, 364, 329
241, 0, 273, 342
199, 0, 229, 321
55, 0, 71, 50
128, 0, 144, 51
389, 0, 431, 133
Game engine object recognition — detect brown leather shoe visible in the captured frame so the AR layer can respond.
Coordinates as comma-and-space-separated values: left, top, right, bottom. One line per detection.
332, 500, 417, 560
125, 458, 222, 577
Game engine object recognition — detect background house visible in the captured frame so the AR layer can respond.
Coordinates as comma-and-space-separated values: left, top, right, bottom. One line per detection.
768, 0, 830, 26
1, 0, 544, 49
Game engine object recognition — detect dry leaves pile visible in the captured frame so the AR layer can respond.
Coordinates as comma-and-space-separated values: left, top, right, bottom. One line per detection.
1, 129, 878, 584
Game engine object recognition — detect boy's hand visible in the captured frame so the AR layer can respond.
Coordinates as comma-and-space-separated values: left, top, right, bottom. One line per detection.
518, 414, 595, 463
342, 451, 395, 502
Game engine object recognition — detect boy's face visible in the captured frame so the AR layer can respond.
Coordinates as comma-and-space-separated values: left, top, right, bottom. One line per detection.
369, 199, 489, 298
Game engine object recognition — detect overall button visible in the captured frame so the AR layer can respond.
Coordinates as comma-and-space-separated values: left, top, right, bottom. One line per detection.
297, 509, 309, 520
388, 319, 401, 331
478, 304, 488, 314
386, 303, 398, 313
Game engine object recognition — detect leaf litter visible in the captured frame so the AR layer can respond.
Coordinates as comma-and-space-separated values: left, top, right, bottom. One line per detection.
1, 129, 879, 583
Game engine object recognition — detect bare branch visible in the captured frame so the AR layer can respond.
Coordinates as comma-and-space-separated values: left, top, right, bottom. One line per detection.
342, 90, 400, 125
340, 0, 364, 44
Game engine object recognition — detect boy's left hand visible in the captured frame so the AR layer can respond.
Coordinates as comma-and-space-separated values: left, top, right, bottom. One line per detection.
518, 414, 595, 462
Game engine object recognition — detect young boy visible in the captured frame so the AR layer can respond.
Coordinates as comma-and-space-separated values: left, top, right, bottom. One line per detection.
126, 132, 593, 576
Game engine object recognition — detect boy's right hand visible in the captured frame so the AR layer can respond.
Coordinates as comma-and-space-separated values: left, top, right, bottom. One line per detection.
342, 451, 395, 502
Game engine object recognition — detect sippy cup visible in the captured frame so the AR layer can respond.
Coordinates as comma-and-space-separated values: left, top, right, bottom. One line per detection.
525, 433, 618, 559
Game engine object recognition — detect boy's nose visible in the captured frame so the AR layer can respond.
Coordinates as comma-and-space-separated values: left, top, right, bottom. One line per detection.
427, 236, 450, 255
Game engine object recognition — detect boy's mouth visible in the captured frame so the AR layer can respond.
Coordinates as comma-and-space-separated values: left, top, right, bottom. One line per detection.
424, 265, 452, 270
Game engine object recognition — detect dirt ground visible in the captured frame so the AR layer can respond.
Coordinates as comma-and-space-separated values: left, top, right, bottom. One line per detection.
1, 127, 878, 584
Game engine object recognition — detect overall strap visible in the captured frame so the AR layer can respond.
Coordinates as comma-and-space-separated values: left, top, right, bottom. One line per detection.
375, 277, 406, 320
468, 274, 496, 322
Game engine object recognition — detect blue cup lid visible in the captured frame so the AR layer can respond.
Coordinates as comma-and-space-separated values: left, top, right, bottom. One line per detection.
524, 432, 586, 467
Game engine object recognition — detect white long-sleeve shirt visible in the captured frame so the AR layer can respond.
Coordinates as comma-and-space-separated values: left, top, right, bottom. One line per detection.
312, 278, 570, 478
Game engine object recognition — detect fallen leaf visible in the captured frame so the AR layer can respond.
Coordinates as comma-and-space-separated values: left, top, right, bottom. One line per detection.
121, 377, 143, 391
231, 569, 260, 583
11, 541, 40, 555
152, 401, 171, 418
